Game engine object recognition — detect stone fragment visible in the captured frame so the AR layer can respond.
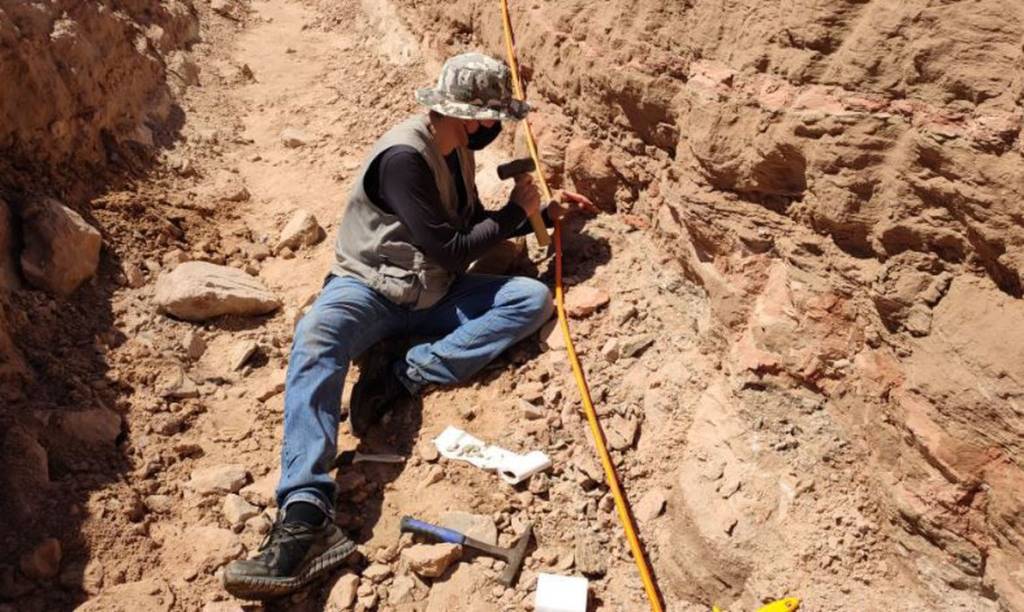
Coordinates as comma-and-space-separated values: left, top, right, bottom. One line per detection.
19, 198, 102, 296
635, 488, 667, 521
607, 416, 638, 451
517, 381, 544, 404
189, 464, 249, 495
20, 538, 61, 580
183, 330, 206, 360
61, 408, 122, 446
145, 495, 174, 514
362, 563, 391, 583
158, 367, 200, 400
565, 286, 610, 318
276, 210, 326, 252
418, 444, 439, 463
401, 543, 462, 578
600, 338, 620, 363
539, 319, 565, 351
154, 261, 281, 321
222, 494, 259, 525
183, 526, 243, 569
389, 574, 418, 604
440, 512, 498, 546
519, 399, 545, 420
201, 603, 245, 612
230, 340, 258, 371
327, 573, 360, 609
280, 128, 311, 148
151, 413, 184, 436
619, 333, 654, 359
255, 368, 287, 402
125, 263, 146, 289
573, 532, 606, 576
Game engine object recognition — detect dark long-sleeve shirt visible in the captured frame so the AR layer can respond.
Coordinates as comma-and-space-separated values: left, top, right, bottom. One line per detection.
365, 145, 551, 274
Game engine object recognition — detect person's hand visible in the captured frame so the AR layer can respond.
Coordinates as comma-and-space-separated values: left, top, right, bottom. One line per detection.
510, 174, 541, 217
546, 190, 598, 221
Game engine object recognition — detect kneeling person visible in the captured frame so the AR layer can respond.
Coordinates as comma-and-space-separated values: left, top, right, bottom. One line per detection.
223, 52, 593, 600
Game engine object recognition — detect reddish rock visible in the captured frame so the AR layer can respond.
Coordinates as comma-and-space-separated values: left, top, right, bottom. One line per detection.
564, 286, 610, 318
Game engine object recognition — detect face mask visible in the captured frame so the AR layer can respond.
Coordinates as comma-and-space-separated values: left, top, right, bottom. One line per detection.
467, 122, 503, 150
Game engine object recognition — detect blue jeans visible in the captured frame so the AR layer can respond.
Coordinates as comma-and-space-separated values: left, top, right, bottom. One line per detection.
275, 273, 554, 515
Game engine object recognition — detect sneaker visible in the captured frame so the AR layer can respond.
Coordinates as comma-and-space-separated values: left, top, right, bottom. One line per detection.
350, 357, 412, 437
222, 516, 356, 600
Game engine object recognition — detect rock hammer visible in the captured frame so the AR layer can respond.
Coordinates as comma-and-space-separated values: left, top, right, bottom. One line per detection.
400, 515, 532, 586
495, 157, 550, 246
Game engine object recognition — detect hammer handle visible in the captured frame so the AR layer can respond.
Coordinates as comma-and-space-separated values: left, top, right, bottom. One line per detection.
400, 516, 466, 545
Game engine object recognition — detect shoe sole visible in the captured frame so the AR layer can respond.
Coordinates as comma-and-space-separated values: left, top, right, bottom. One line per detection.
221, 537, 357, 601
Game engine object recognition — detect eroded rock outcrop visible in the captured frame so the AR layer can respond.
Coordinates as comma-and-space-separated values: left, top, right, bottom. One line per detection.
393, 0, 1024, 607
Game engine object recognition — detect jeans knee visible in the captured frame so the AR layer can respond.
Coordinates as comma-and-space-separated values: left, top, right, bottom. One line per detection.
512, 277, 554, 325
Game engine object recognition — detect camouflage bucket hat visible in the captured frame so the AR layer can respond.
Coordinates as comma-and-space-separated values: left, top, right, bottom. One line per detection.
415, 52, 530, 121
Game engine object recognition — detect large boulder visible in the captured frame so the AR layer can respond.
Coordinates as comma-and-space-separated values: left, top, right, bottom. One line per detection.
154, 261, 281, 321
19, 198, 102, 296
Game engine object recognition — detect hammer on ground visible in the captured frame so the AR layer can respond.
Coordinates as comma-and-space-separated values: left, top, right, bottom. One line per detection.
400, 515, 532, 586
495, 157, 550, 247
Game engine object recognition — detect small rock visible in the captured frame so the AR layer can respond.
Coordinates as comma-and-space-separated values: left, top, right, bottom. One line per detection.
573, 532, 606, 576
357, 593, 378, 609
539, 319, 565, 351
600, 338, 620, 363
519, 399, 545, 420
389, 574, 417, 605
611, 303, 637, 325
607, 416, 638, 451
20, 538, 61, 580
517, 381, 544, 404
151, 413, 184, 436
255, 368, 287, 402
401, 543, 462, 578
183, 330, 207, 360
240, 467, 279, 507
619, 334, 654, 359
565, 286, 610, 318
418, 444, 439, 463
439, 512, 498, 546
362, 563, 391, 583
144, 495, 174, 514
125, 263, 146, 288
19, 198, 101, 296
201, 602, 245, 612
158, 367, 200, 400
635, 488, 667, 521
327, 574, 360, 609
230, 340, 258, 371
280, 128, 311, 148
222, 494, 259, 525
276, 210, 325, 252
189, 464, 249, 495
419, 465, 444, 489
61, 408, 122, 446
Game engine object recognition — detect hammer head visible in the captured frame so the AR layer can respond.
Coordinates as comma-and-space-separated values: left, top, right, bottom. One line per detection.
496, 157, 536, 181
498, 523, 533, 586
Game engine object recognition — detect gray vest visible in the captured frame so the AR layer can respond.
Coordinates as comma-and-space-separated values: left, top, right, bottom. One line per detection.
331, 114, 477, 309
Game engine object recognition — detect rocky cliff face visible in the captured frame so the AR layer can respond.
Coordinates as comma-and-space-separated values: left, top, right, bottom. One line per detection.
0, 0, 199, 393
394, 0, 1024, 607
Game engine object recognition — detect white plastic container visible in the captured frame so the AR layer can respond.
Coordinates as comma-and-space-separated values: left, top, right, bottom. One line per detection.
535, 573, 589, 612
